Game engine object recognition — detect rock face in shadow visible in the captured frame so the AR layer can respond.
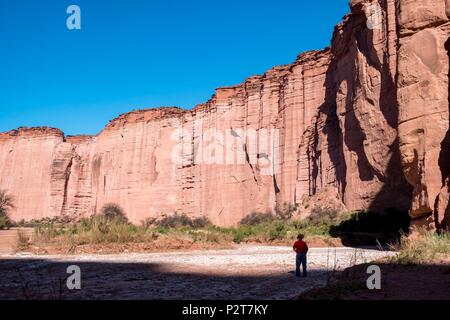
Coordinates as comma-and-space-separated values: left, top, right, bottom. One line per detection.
397, 0, 450, 230
0, 0, 449, 228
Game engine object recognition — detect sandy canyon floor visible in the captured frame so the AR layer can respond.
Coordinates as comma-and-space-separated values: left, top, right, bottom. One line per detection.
0, 245, 394, 299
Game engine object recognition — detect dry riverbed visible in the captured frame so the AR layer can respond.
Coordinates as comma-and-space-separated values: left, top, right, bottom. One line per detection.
0, 245, 394, 299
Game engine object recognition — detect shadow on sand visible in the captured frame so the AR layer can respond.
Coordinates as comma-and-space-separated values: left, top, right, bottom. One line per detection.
0, 258, 325, 300
298, 261, 450, 300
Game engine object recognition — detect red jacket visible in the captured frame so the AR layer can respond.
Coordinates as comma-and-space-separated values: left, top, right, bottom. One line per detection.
293, 240, 308, 254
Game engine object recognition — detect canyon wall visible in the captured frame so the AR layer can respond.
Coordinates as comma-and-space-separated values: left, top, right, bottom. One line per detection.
1, 0, 449, 228
397, 0, 450, 229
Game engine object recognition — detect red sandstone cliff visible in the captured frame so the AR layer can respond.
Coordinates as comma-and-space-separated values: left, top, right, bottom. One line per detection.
1, 0, 449, 229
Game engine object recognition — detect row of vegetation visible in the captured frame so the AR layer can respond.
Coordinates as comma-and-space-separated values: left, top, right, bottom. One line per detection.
2, 189, 449, 263
24, 204, 345, 248
13, 206, 414, 249
2, 192, 349, 248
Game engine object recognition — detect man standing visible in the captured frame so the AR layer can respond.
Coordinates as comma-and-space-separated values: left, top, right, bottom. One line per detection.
293, 234, 308, 277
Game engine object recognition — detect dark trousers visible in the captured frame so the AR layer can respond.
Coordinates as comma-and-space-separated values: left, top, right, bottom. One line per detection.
296, 253, 307, 277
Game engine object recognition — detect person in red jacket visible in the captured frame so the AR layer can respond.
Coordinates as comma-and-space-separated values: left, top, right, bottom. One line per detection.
293, 234, 308, 277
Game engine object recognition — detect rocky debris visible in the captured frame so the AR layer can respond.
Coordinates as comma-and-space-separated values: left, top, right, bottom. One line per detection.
0, 0, 449, 229
297, 188, 348, 218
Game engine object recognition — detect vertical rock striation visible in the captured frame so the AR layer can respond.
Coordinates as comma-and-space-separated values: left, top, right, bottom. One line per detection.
397, 0, 450, 229
1, 0, 449, 228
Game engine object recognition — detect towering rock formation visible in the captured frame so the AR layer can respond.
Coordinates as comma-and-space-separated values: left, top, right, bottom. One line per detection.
1, 0, 449, 229
396, 0, 450, 229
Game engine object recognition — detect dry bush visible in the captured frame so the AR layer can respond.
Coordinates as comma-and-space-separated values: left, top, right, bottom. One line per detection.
191, 217, 211, 229
239, 212, 275, 226
15, 230, 30, 251
100, 203, 128, 223
275, 202, 298, 220
156, 213, 191, 228
0, 190, 15, 230
307, 207, 339, 225
390, 228, 450, 264
156, 213, 210, 229
141, 217, 157, 229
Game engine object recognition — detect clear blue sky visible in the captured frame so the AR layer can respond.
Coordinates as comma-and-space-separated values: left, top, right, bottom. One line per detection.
0, 0, 349, 135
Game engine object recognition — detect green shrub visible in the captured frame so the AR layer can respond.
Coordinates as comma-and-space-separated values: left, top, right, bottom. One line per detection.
232, 225, 256, 243
232, 229, 248, 244
154, 226, 169, 234
268, 221, 287, 240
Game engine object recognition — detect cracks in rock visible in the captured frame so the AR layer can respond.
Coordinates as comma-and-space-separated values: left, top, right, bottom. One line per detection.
439, 38, 450, 187
434, 37, 450, 230
308, 116, 321, 195
60, 156, 73, 215
399, 20, 450, 38
243, 143, 258, 185
258, 82, 264, 130
230, 176, 251, 193
318, 64, 347, 202
272, 175, 280, 195
150, 151, 159, 184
